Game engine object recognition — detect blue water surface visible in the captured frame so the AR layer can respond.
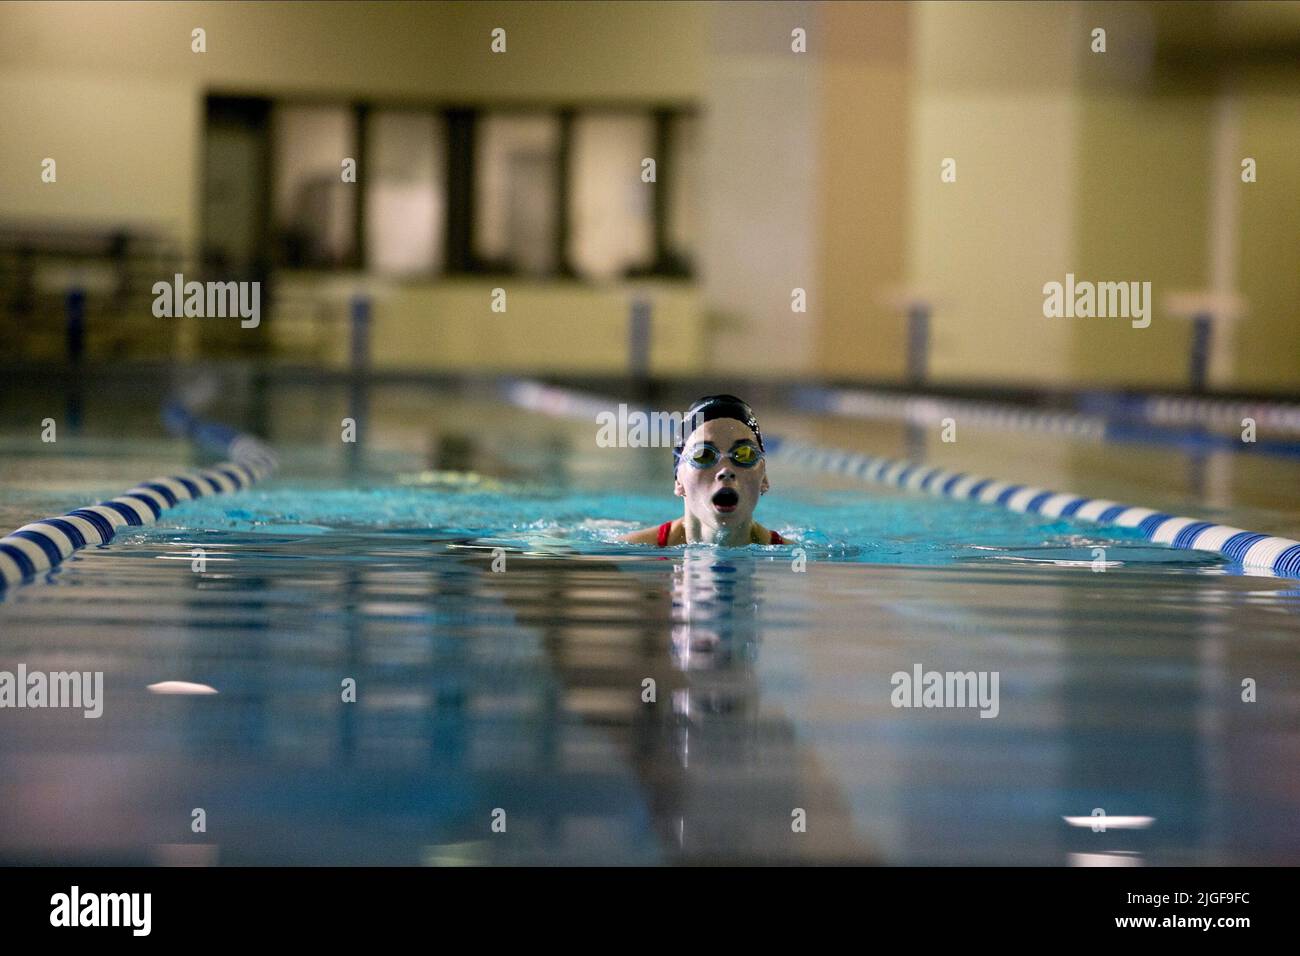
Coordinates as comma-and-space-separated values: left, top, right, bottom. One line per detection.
137, 473, 1216, 572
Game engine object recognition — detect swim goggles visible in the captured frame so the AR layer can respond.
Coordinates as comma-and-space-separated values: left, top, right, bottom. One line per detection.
675, 440, 764, 470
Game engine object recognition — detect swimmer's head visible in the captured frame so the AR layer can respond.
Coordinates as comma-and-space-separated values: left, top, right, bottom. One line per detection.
674, 395, 765, 464
673, 395, 769, 534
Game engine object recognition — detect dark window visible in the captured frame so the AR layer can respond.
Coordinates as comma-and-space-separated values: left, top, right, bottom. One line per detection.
205, 95, 698, 282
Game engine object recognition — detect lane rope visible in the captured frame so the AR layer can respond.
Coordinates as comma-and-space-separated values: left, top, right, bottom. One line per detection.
1082, 392, 1300, 437
765, 438, 1300, 577
796, 387, 1108, 441
503, 379, 1300, 577
0, 403, 278, 590
800, 387, 1300, 458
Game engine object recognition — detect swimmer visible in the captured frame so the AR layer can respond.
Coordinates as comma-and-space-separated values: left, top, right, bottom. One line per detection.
622, 394, 786, 547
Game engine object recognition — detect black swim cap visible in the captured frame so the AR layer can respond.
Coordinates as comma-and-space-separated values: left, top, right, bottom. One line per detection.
674, 394, 764, 474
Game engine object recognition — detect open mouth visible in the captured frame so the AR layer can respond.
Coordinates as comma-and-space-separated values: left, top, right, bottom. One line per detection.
711, 487, 740, 513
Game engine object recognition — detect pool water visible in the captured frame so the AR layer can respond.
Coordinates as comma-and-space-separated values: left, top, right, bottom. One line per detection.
1, 379, 1298, 865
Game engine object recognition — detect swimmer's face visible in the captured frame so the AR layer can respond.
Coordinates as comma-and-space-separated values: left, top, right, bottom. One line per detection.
674, 418, 769, 533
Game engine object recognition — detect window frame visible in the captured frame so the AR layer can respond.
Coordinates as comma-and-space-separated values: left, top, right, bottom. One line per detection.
203, 93, 700, 284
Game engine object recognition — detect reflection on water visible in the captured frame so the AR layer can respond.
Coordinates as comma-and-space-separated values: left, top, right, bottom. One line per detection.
1, 381, 1298, 865
1, 521, 1298, 865
629, 550, 872, 861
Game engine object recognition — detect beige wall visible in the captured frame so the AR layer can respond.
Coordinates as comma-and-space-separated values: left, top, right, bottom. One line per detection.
1069, 4, 1300, 394
815, 1, 911, 380
0, 1, 705, 100
0, 71, 202, 246
0, 0, 707, 254
1234, 76, 1300, 391
0, 0, 711, 374
1072, 93, 1213, 389
699, 0, 821, 375
3, 0, 1298, 389
902, 0, 1299, 394
906, 1, 1081, 387
273, 274, 700, 374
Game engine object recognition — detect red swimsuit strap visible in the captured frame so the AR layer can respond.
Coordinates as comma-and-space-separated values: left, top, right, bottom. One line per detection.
658, 521, 783, 546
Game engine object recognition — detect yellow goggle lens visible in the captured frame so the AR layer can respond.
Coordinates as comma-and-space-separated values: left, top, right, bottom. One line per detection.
690, 446, 720, 466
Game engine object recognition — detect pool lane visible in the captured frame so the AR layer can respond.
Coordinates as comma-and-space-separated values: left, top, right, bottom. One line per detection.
759, 404, 1300, 539
2, 378, 1299, 865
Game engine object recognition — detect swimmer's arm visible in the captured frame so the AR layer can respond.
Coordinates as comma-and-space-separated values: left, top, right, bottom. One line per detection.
620, 525, 666, 545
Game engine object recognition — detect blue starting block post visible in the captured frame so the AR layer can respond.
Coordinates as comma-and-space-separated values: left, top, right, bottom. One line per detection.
884, 288, 935, 462
65, 286, 86, 363
906, 303, 930, 389
1165, 291, 1244, 398
1188, 311, 1213, 396
349, 293, 372, 374
1165, 291, 1246, 498
65, 285, 86, 432
628, 295, 652, 403
347, 292, 372, 474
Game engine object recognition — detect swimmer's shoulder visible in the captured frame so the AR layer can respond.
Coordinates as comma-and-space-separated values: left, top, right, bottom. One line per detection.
750, 521, 788, 545
621, 520, 787, 546
620, 520, 681, 545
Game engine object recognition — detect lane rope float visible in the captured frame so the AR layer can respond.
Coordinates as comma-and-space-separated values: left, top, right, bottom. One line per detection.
1082, 392, 1300, 437
503, 379, 1300, 577
795, 387, 1109, 440
767, 437, 1300, 577
0, 403, 278, 590
800, 386, 1300, 458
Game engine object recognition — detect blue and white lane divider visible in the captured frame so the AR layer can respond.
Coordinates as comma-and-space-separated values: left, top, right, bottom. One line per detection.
800, 386, 1300, 458
796, 387, 1108, 440
501, 379, 1300, 577
0, 405, 279, 590
1080, 392, 1300, 437
767, 437, 1300, 577
501, 379, 614, 420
